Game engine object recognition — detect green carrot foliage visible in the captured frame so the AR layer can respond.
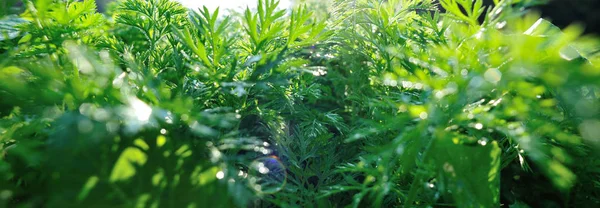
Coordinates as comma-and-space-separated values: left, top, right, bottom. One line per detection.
1, 0, 599, 207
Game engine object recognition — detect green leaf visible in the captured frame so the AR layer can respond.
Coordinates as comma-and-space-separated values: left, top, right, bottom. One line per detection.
428, 135, 501, 208
77, 176, 99, 201
523, 18, 562, 37
109, 147, 148, 182
198, 166, 220, 186
0, 15, 26, 41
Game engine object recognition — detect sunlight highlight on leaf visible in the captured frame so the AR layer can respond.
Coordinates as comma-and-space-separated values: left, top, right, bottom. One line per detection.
109, 147, 148, 182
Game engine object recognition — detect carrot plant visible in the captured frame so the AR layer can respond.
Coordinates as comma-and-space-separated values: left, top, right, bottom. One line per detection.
1, 0, 599, 207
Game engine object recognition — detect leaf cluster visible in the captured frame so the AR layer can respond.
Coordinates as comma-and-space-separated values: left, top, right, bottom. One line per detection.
1, 0, 600, 207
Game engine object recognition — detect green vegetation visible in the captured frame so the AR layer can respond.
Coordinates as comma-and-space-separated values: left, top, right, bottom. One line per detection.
1, 0, 599, 207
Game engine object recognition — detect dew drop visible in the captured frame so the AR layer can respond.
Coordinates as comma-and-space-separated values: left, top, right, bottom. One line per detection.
419, 112, 428, 120
478, 138, 489, 146
484, 68, 502, 84
258, 166, 269, 174
216, 171, 225, 180
78, 119, 94, 133
248, 157, 286, 194
475, 123, 483, 130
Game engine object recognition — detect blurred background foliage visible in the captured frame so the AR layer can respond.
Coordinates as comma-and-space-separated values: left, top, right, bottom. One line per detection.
1, 0, 600, 207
